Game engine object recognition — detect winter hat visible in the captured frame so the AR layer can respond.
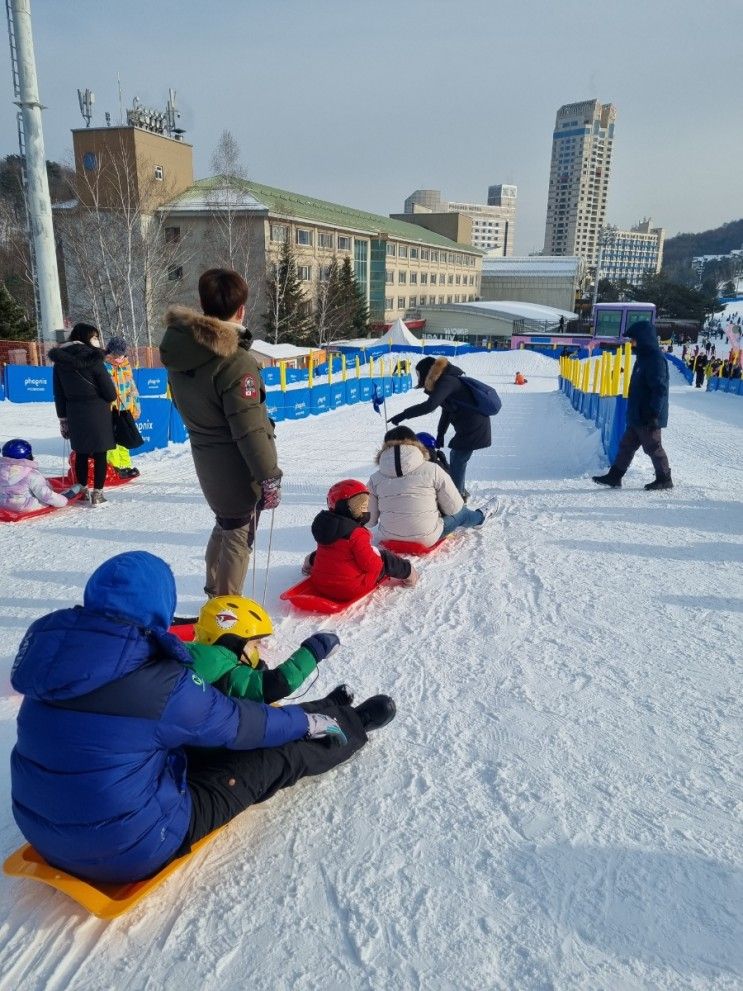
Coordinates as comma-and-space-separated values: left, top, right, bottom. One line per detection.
106, 336, 128, 357
384, 425, 417, 443
415, 357, 435, 388
84, 551, 177, 631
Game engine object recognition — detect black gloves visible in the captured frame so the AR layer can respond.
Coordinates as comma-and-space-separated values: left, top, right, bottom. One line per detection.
388, 413, 404, 426
301, 632, 340, 663
215, 633, 249, 658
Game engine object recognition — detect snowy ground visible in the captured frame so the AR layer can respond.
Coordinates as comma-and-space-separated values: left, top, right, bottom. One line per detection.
0, 351, 741, 991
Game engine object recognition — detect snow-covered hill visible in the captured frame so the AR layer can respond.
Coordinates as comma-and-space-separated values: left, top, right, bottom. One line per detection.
0, 352, 741, 991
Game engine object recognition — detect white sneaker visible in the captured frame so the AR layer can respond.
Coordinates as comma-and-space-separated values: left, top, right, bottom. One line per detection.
476, 496, 502, 525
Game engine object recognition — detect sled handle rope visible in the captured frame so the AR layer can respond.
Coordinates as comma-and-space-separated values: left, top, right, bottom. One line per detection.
261, 509, 275, 607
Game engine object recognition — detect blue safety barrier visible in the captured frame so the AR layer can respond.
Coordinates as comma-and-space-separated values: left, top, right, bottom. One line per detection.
169, 405, 189, 443
708, 375, 743, 394
265, 390, 285, 422
666, 354, 693, 384
133, 368, 168, 397
345, 380, 360, 404
310, 384, 330, 415
559, 375, 628, 463
5, 365, 53, 402
358, 379, 373, 401
328, 383, 345, 409
133, 398, 171, 455
284, 387, 311, 419
261, 367, 281, 387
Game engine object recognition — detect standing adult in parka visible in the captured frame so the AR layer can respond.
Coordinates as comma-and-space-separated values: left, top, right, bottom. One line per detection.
388, 357, 492, 498
593, 320, 673, 491
160, 269, 282, 598
49, 323, 117, 506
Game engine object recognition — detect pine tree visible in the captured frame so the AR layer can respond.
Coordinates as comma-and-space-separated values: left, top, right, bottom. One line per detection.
263, 238, 313, 345
0, 284, 35, 340
337, 256, 369, 338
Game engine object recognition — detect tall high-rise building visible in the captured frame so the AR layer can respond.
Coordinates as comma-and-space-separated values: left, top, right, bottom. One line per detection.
543, 100, 616, 269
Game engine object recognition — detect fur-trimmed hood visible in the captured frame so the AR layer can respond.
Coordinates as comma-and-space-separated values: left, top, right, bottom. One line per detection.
375, 437, 428, 478
160, 305, 254, 372
418, 356, 463, 392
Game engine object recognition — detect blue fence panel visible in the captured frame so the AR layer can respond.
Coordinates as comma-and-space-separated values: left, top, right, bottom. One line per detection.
133, 398, 171, 455
329, 383, 346, 409
261, 367, 281, 387
310, 384, 330, 415
0, 371, 4, 401
5, 365, 53, 402
358, 379, 373, 401
666, 354, 693, 384
345, 380, 360, 404
284, 387, 311, 419
706, 377, 719, 392
133, 368, 168, 397
265, 391, 285, 422
169, 405, 189, 443
285, 368, 304, 384
737, 379, 743, 395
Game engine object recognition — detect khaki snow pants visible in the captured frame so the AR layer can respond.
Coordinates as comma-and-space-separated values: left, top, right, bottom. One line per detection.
204, 512, 259, 597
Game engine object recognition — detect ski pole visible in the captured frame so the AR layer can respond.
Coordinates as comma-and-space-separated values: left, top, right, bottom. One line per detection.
261, 508, 275, 607
251, 507, 258, 599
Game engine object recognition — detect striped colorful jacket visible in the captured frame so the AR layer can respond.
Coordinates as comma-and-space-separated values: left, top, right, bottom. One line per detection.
105, 356, 140, 418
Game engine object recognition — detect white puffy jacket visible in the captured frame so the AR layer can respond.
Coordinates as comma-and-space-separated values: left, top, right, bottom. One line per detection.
367, 440, 463, 547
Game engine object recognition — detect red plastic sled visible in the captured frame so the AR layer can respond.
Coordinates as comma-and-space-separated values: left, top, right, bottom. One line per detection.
379, 538, 445, 555
169, 622, 196, 642
0, 479, 83, 524
280, 577, 391, 615
60, 455, 136, 489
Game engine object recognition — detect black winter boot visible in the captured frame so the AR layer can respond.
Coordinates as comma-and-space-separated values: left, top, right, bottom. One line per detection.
326, 684, 355, 707
355, 695, 396, 731
592, 467, 623, 488
644, 474, 673, 491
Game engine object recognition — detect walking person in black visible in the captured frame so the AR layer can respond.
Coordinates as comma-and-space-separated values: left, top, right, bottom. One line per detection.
694, 351, 708, 388
593, 320, 673, 491
49, 323, 117, 506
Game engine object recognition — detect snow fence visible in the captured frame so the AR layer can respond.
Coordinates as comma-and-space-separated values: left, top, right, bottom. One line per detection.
558, 349, 630, 463
707, 375, 743, 395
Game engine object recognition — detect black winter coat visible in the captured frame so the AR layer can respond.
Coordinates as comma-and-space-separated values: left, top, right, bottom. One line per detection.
393, 358, 492, 451
49, 342, 117, 453
626, 321, 669, 430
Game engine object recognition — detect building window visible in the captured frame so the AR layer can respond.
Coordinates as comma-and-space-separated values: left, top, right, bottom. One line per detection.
168, 266, 183, 281
82, 151, 97, 171
337, 235, 351, 251
397, 297, 405, 309
296, 229, 313, 246
410, 272, 418, 284
431, 251, 439, 263
455, 275, 461, 285
454, 294, 460, 303
154, 165, 164, 181
398, 245, 408, 259
409, 296, 417, 307
319, 265, 332, 283
439, 274, 446, 285
419, 295, 426, 306
410, 247, 419, 259
438, 295, 445, 304
354, 239, 368, 286
164, 226, 180, 244
385, 297, 394, 309
298, 265, 312, 281
447, 295, 453, 303
318, 232, 334, 249
420, 273, 428, 285
421, 249, 430, 261
271, 224, 288, 243
398, 271, 407, 285
385, 270, 394, 284
448, 274, 454, 285
386, 243, 396, 257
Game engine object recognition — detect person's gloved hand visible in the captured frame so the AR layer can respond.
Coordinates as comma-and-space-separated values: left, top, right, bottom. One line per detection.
388, 413, 405, 426
260, 476, 281, 510
305, 712, 348, 746
59, 418, 70, 439
301, 632, 340, 662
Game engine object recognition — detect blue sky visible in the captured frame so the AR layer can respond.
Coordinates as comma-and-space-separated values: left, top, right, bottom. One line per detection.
2, 0, 740, 253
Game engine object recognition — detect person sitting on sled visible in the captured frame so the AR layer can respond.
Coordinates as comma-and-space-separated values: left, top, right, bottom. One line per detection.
514, 371, 527, 386
367, 427, 497, 549
303, 479, 418, 600
10, 551, 396, 885
0, 439, 69, 514
416, 431, 451, 476
185, 595, 333, 703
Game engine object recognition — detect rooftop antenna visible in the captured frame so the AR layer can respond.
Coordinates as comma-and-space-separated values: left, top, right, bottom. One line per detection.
165, 87, 184, 139
77, 86, 94, 127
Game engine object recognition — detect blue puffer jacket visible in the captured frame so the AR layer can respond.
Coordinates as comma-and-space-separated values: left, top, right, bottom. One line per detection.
10, 551, 309, 884
625, 320, 669, 430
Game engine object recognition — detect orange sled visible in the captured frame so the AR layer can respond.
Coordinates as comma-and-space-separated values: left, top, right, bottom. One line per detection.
3, 830, 221, 919
280, 577, 391, 614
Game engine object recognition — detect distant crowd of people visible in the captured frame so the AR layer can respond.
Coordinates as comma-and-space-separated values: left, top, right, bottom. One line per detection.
681, 341, 742, 388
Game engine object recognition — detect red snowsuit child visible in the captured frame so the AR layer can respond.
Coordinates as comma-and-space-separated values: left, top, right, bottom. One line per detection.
306, 480, 416, 602
514, 372, 527, 385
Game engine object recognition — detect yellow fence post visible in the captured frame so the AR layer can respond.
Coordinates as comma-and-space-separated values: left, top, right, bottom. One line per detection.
279, 361, 287, 392
591, 356, 601, 394
355, 356, 360, 379
623, 341, 632, 398
611, 347, 622, 395
341, 354, 347, 382
308, 358, 314, 389
328, 354, 333, 384
369, 356, 374, 378
581, 358, 590, 393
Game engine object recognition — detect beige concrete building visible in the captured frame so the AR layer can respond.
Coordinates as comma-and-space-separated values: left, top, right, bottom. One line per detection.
543, 100, 616, 270
419, 300, 575, 345
600, 219, 665, 285
480, 255, 584, 313
401, 185, 517, 255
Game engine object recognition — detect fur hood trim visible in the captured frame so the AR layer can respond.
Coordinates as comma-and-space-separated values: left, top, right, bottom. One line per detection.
424, 357, 449, 392
375, 437, 429, 465
164, 305, 241, 359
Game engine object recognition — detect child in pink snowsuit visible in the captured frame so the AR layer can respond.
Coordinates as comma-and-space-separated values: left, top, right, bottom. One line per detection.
0, 439, 68, 513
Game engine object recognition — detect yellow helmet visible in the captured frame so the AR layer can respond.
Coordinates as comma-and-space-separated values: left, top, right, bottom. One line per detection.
194, 596, 273, 646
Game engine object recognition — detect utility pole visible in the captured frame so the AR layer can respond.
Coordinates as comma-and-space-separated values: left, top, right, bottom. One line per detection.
6, 0, 64, 342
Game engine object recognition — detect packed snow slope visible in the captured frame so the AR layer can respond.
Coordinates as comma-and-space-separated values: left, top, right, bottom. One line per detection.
0, 351, 741, 991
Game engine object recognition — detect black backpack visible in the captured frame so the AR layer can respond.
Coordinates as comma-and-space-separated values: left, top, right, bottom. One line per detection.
451, 376, 502, 417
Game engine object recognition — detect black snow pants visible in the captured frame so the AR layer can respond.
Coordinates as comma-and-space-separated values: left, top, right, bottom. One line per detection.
379, 549, 411, 581
180, 699, 368, 850
613, 425, 671, 478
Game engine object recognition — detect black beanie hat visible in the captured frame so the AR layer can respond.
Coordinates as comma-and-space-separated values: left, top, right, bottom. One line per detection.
415, 356, 435, 388
384, 425, 417, 443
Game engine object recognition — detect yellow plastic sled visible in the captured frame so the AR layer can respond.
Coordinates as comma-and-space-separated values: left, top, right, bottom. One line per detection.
3, 831, 220, 919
